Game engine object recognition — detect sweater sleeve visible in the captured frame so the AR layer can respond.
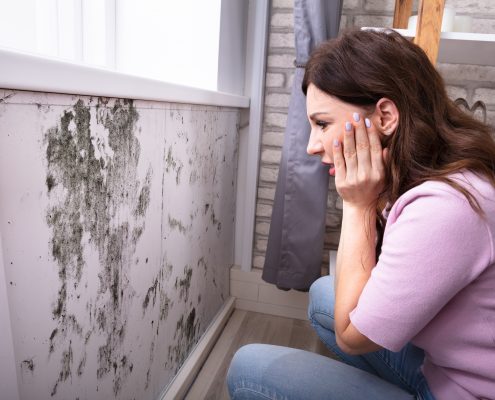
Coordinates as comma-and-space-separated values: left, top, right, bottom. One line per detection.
349, 185, 493, 352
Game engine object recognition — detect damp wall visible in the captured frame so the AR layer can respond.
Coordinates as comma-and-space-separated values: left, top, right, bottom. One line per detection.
0, 89, 240, 400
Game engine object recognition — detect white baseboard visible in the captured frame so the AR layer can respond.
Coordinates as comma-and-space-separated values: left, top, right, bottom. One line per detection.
230, 265, 310, 321
159, 296, 236, 400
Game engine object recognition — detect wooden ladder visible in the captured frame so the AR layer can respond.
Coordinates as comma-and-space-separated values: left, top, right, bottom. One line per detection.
393, 0, 446, 64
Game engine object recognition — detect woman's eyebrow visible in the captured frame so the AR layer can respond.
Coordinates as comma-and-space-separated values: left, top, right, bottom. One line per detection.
309, 112, 332, 120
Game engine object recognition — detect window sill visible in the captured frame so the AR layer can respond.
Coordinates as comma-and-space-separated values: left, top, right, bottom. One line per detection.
0, 48, 250, 108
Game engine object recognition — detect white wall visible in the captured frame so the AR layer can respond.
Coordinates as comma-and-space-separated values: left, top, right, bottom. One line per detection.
0, 234, 19, 400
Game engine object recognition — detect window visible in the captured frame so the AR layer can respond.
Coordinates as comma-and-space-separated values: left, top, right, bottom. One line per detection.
0, 0, 222, 91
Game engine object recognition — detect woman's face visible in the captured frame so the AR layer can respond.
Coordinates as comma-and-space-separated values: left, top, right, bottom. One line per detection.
306, 83, 373, 169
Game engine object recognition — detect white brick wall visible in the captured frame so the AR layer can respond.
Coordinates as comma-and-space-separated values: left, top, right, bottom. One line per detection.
473, 88, 495, 105
265, 93, 291, 108
253, 0, 495, 274
267, 54, 295, 68
262, 131, 284, 147
265, 112, 288, 128
269, 32, 295, 48
364, 0, 396, 13
266, 73, 285, 87
271, 12, 294, 28
261, 148, 282, 164
446, 86, 469, 101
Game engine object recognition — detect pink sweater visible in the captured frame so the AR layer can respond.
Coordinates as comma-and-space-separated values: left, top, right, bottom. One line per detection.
350, 170, 495, 400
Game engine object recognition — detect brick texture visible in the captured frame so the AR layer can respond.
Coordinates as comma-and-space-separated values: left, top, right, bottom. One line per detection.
253, 0, 495, 273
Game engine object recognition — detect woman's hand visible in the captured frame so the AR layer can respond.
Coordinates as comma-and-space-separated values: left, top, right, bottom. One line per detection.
332, 113, 387, 209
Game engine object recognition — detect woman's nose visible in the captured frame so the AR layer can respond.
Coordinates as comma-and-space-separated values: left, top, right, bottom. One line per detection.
307, 136, 325, 156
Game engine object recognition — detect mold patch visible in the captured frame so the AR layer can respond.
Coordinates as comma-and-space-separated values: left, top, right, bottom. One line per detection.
167, 307, 200, 374
174, 265, 192, 303
165, 147, 183, 185
21, 358, 35, 374
44, 97, 151, 397
51, 341, 73, 396
168, 215, 187, 234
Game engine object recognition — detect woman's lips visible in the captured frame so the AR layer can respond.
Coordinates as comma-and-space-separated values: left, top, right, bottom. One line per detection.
322, 161, 336, 176
329, 164, 336, 176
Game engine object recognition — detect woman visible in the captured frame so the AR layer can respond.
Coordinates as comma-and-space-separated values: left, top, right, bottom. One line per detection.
227, 29, 495, 400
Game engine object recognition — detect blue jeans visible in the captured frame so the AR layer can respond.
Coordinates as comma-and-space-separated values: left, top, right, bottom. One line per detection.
227, 275, 435, 399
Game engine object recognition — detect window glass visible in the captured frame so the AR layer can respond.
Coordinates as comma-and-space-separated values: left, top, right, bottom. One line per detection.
0, 0, 222, 91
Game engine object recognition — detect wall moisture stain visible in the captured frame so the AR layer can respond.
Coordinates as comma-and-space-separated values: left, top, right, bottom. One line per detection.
168, 215, 187, 234
175, 265, 193, 303
165, 146, 183, 185
168, 307, 201, 374
21, 359, 35, 374
44, 97, 152, 397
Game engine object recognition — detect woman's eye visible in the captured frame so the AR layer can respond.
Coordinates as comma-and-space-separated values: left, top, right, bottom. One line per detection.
315, 120, 329, 129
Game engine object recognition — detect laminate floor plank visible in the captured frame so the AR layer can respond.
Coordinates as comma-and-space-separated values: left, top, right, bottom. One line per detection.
184, 310, 339, 400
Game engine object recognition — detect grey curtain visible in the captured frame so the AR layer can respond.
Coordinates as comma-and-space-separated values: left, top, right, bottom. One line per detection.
262, 0, 343, 291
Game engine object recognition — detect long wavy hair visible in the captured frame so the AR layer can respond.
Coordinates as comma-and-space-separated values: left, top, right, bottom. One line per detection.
302, 28, 495, 258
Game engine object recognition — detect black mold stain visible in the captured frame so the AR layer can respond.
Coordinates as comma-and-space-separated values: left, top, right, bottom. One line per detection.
142, 278, 159, 313
45, 97, 151, 396
197, 257, 207, 276
168, 215, 187, 234
189, 170, 198, 184
132, 226, 144, 246
140, 256, 174, 382
145, 341, 154, 390
97, 309, 106, 331
174, 265, 192, 302
21, 358, 35, 373
165, 147, 183, 185
77, 352, 86, 376
51, 341, 73, 396
160, 291, 171, 321
210, 208, 221, 233
49, 328, 58, 354
167, 307, 200, 373
46, 174, 56, 192
134, 168, 152, 217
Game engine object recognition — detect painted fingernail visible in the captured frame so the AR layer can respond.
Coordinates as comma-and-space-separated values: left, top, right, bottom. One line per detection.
333, 139, 339, 147
345, 121, 352, 131
353, 112, 360, 122
365, 118, 371, 128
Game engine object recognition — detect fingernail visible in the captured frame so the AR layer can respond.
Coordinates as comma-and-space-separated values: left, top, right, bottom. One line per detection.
333, 139, 339, 147
365, 118, 371, 128
345, 121, 352, 131
353, 112, 360, 122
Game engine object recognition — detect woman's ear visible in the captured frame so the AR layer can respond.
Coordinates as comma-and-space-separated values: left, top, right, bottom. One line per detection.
372, 98, 399, 136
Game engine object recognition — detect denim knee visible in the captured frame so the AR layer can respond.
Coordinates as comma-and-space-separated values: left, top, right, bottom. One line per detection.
308, 275, 336, 331
226, 344, 260, 396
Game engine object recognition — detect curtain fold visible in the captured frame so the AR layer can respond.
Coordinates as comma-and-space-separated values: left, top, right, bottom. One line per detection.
262, 0, 343, 291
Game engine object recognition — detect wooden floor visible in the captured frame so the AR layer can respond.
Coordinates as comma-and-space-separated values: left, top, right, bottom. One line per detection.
184, 309, 339, 400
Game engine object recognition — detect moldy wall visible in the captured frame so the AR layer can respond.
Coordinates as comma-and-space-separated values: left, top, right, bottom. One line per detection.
0, 89, 240, 400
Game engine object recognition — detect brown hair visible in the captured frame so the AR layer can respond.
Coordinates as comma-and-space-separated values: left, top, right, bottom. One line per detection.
302, 28, 495, 257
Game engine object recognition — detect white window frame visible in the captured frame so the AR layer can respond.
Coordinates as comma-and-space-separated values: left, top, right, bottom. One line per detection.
233, 0, 270, 272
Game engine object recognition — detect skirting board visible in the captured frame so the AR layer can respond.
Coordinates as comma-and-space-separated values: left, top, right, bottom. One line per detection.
159, 296, 236, 400
230, 265, 310, 321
